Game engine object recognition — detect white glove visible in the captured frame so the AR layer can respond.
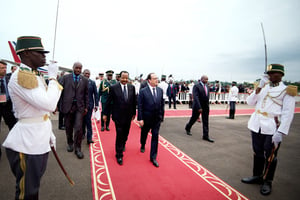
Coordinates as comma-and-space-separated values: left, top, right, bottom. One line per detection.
48, 61, 58, 79
272, 131, 283, 149
258, 74, 269, 88
50, 133, 56, 150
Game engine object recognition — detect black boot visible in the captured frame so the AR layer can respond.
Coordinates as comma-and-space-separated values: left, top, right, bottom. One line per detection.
241, 155, 264, 184
260, 157, 277, 195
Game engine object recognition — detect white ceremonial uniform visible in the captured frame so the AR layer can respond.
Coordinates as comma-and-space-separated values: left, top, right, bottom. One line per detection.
158, 81, 168, 101
228, 85, 239, 102
3, 64, 62, 154
247, 82, 295, 135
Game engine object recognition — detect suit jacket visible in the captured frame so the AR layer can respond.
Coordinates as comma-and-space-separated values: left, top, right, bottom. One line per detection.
138, 85, 164, 122
59, 73, 89, 113
103, 82, 136, 124
87, 79, 99, 109
166, 83, 178, 97
192, 82, 209, 111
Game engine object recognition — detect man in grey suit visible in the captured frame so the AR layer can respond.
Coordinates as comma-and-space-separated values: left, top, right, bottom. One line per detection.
103, 71, 136, 165
138, 73, 165, 167
59, 62, 89, 159
185, 75, 214, 143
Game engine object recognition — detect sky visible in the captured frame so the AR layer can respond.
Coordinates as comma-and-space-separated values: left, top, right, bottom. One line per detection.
1, 0, 300, 83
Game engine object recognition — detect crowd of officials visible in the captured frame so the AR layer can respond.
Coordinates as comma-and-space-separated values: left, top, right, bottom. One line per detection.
0, 36, 297, 199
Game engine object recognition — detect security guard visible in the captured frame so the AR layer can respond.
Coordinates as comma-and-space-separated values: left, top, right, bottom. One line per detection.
2, 36, 62, 199
99, 70, 117, 131
226, 81, 239, 119
241, 64, 296, 195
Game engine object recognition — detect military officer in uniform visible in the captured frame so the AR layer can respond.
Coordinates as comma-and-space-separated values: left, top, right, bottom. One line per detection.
2, 36, 62, 199
99, 70, 117, 131
241, 64, 296, 195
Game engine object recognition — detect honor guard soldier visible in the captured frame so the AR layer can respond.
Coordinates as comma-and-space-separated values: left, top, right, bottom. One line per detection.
242, 64, 297, 195
99, 70, 117, 131
2, 36, 62, 199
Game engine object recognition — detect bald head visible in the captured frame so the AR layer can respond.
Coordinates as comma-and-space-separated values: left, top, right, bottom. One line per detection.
73, 62, 82, 75
201, 75, 208, 84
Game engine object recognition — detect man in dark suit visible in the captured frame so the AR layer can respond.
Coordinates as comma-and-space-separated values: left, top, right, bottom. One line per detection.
0, 60, 18, 159
185, 75, 214, 143
166, 78, 178, 109
103, 71, 136, 165
82, 69, 99, 144
59, 62, 89, 159
138, 73, 165, 167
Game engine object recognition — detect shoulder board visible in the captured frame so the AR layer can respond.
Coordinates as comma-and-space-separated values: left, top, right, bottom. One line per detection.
17, 68, 38, 89
286, 85, 298, 97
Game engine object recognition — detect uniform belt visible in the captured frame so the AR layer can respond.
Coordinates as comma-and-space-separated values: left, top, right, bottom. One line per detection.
19, 114, 50, 123
256, 110, 276, 118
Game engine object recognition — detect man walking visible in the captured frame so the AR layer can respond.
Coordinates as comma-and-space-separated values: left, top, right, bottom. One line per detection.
103, 71, 136, 165
185, 75, 214, 142
82, 69, 99, 144
138, 73, 165, 167
99, 70, 117, 131
59, 62, 89, 159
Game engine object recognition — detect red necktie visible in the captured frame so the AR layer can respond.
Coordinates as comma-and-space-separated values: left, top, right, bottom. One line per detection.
204, 85, 207, 96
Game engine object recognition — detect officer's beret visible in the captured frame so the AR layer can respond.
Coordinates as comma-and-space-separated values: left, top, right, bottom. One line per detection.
15, 36, 49, 54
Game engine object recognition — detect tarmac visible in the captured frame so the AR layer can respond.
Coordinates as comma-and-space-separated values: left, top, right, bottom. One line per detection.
0, 103, 299, 200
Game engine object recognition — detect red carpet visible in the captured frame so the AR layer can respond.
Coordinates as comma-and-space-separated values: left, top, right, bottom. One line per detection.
90, 121, 248, 200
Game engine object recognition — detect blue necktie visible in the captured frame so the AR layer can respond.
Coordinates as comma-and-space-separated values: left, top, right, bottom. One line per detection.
123, 85, 128, 101
153, 87, 156, 102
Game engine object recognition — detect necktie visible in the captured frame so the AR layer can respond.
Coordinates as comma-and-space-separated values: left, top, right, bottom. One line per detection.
153, 87, 156, 101
204, 84, 207, 96
0, 79, 5, 94
123, 85, 128, 101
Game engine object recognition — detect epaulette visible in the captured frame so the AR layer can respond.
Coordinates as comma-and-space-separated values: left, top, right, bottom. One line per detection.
286, 85, 298, 97
17, 67, 38, 89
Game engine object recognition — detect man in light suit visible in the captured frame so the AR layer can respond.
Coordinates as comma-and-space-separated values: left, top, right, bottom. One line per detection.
59, 62, 89, 159
103, 71, 136, 165
138, 73, 165, 167
185, 75, 214, 143
82, 69, 99, 144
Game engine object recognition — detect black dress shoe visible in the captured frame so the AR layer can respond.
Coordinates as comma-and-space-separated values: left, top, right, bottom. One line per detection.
59, 126, 65, 130
140, 146, 145, 153
67, 145, 74, 152
106, 127, 110, 131
150, 159, 159, 167
241, 176, 263, 184
87, 140, 94, 145
226, 117, 233, 119
117, 158, 123, 165
75, 150, 84, 159
185, 129, 192, 136
101, 127, 105, 132
202, 136, 214, 143
260, 181, 272, 195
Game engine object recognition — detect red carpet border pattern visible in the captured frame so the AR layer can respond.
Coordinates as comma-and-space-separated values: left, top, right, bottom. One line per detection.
158, 136, 248, 200
90, 119, 115, 200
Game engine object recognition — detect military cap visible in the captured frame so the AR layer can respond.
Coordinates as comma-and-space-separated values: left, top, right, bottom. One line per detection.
267, 64, 284, 75
15, 36, 49, 54
106, 70, 114, 75
232, 81, 237, 85
161, 75, 166, 79
99, 72, 104, 76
